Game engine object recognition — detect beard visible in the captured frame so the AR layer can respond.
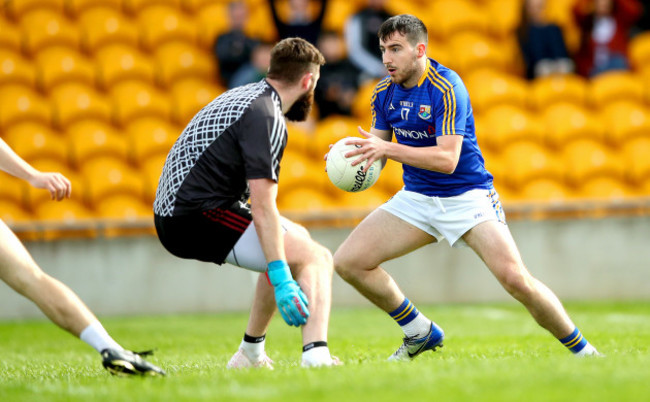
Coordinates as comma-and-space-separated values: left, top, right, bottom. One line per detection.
285, 90, 314, 122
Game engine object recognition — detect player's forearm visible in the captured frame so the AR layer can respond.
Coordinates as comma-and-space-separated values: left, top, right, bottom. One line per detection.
383, 141, 459, 174
0, 138, 39, 182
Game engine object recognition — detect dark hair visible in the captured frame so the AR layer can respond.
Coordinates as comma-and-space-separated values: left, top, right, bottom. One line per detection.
266, 37, 325, 83
378, 14, 428, 46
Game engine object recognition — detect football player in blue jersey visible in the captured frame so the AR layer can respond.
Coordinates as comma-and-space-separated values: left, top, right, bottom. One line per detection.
332, 14, 599, 359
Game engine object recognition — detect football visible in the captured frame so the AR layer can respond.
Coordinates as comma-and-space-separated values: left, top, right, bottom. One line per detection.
326, 137, 381, 192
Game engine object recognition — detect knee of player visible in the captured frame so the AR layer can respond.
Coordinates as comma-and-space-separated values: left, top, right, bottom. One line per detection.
499, 264, 534, 297
332, 251, 359, 279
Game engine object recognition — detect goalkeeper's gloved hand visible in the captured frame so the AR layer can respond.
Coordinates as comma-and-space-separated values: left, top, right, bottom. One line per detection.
267, 260, 309, 327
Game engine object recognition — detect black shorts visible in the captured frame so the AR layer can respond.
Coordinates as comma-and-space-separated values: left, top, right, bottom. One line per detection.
154, 201, 253, 265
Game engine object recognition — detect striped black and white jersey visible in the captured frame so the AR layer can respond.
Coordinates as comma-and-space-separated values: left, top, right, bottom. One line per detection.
154, 80, 287, 217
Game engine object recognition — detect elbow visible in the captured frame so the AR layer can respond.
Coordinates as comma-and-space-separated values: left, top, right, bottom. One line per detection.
440, 158, 458, 175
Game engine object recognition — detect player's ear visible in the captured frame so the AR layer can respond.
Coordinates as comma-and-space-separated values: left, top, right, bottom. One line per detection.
300, 72, 313, 90
416, 43, 426, 58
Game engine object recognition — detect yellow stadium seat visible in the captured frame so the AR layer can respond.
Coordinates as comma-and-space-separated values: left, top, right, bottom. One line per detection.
278, 149, 328, 194
95, 194, 152, 220
77, 7, 139, 54
95, 44, 156, 89
4, 0, 64, 21
0, 84, 51, 131
589, 71, 645, 109
0, 200, 32, 224
244, 1, 276, 43
50, 82, 112, 129
142, 153, 167, 202
194, 3, 232, 48
576, 176, 633, 201
2, 122, 67, 165
376, 159, 403, 195
629, 31, 650, 71
600, 100, 650, 145
137, 5, 197, 51
278, 186, 338, 213
66, 120, 130, 168
481, 105, 544, 151
323, 0, 357, 34
336, 186, 389, 210
0, 49, 36, 88
448, 33, 517, 76
0, 174, 27, 205
485, 0, 521, 38
180, 0, 214, 14
424, 0, 490, 40
463, 70, 529, 114
125, 117, 179, 164
286, 122, 315, 156
19, 9, 80, 55
65, 0, 122, 17
154, 42, 216, 88
623, 137, 650, 185
169, 78, 222, 125
123, 0, 181, 15
0, 17, 22, 52
501, 140, 563, 189
110, 80, 172, 127
562, 139, 623, 187
35, 47, 95, 93
314, 115, 362, 158
519, 177, 573, 203
351, 78, 380, 127
529, 74, 589, 111
541, 102, 603, 149
33, 198, 95, 240
80, 156, 146, 207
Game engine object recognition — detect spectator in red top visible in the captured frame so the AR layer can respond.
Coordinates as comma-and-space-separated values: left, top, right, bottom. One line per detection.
573, 0, 644, 77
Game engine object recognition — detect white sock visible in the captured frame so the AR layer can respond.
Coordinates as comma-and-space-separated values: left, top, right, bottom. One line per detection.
79, 321, 123, 353
401, 313, 432, 339
302, 346, 332, 366
575, 342, 600, 357
240, 339, 265, 362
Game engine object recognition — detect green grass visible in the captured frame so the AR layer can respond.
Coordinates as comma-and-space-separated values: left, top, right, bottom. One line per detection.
1, 302, 649, 401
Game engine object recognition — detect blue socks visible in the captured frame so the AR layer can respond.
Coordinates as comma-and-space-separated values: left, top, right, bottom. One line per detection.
559, 328, 588, 353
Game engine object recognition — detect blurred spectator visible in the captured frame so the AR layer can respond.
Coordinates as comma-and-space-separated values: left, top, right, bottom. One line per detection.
229, 42, 273, 88
573, 0, 643, 77
345, 0, 392, 81
269, 0, 328, 45
518, 0, 574, 79
314, 31, 361, 119
214, 1, 259, 86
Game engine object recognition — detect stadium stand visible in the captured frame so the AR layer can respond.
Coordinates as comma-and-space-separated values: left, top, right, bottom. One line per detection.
95, 44, 156, 89
0, 0, 648, 234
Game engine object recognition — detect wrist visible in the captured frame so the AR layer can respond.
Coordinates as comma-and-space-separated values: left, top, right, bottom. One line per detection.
267, 260, 292, 286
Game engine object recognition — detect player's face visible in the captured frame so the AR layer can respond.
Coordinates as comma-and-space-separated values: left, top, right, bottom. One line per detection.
285, 70, 319, 122
380, 32, 420, 87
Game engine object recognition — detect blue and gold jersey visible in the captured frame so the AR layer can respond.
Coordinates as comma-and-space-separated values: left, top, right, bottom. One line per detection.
372, 58, 493, 197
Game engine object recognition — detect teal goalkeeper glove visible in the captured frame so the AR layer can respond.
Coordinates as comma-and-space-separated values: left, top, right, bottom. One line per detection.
267, 260, 309, 327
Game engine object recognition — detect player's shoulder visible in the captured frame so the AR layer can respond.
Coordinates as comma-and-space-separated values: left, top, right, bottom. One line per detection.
371, 76, 392, 100
424, 59, 464, 91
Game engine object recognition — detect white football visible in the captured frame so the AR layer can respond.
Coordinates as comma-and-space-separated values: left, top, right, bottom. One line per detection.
326, 137, 382, 192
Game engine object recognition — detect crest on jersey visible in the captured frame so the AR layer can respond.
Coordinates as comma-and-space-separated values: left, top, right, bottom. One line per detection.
418, 105, 432, 120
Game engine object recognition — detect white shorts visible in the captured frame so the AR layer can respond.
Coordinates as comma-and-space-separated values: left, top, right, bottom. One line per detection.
225, 217, 290, 273
380, 188, 506, 248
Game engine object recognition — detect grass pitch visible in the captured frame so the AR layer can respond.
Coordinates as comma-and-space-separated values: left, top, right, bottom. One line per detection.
1, 302, 648, 402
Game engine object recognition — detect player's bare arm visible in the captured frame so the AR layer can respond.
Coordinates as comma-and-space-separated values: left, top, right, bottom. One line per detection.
0, 138, 71, 200
248, 177, 286, 264
346, 126, 463, 174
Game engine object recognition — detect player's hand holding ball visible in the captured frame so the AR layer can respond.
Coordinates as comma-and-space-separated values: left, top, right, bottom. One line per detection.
326, 131, 382, 192
267, 260, 309, 327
